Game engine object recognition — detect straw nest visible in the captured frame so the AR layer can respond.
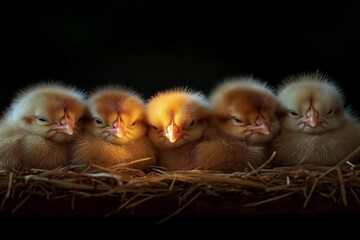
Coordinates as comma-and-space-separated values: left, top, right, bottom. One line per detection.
1, 147, 360, 224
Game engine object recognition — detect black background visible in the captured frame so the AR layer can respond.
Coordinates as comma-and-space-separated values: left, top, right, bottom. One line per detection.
1, 0, 359, 229
2, 0, 360, 113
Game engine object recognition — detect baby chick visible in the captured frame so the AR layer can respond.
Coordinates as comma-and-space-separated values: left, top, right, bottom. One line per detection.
192, 76, 283, 172
272, 71, 360, 166
146, 87, 211, 171
70, 85, 157, 172
0, 81, 87, 170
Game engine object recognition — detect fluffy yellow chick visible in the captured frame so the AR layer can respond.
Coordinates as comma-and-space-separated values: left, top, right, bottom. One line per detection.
192, 76, 283, 172
272, 71, 360, 166
146, 87, 211, 171
0, 82, 87, 170
70, 85, 157, 172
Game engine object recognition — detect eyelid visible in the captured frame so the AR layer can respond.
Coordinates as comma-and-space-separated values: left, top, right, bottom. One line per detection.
76, 117, 83, 125
232, 116, 244, 125
327, 108, 334, 116
36, 116, 49, 124
288, 110, 299, 118
94, 118, 105, 127
188, 119, 197, 129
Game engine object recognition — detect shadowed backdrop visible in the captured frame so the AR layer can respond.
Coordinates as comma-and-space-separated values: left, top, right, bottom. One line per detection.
2, 1, 360, 112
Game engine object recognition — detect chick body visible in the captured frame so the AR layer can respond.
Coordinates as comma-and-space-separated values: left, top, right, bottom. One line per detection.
146, 87, 211, 171
0, 82, 86, 170
272, 72, 360, 166
70, 86, 156, 172
192, 76, 282, 172
193, 127, 267, 172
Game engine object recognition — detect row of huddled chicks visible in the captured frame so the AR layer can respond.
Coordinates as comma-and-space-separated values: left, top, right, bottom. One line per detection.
0, 71, 360, 173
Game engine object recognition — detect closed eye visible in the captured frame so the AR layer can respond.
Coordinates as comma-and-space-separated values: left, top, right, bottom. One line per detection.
94, 118, 105, 127
288, 110, 299, 118
232, 117, 244, 126
36, 116, 49, 125
151, 125, 160, 131
188, 119, 197, 129
327, 108, 334, 117
76, 117, 83, 126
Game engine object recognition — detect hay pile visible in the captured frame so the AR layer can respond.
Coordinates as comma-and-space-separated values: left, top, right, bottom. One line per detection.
1, 148, 360, 224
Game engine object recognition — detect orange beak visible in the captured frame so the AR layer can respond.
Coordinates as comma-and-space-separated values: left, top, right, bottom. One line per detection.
164, 119, 182, 143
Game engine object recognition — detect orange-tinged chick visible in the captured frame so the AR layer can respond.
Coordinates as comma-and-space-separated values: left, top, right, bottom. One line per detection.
192, 76, 283, 172
0, 82, 87, 170
209, 76, 281, 144
272, 71, 360, 166
193, 127, 268, 172
70, 85, 157, 172
146, 87, 211, 171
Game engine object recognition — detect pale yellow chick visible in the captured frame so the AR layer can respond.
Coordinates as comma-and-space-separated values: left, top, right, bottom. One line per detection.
0, 82, 87, 170
272, 71, 360, 166
146, 87, 211, 171
70, 85, 157, 172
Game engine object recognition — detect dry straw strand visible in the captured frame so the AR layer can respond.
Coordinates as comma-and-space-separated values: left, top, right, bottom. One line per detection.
0, 148, 359, 219
303, 146, 360, 207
